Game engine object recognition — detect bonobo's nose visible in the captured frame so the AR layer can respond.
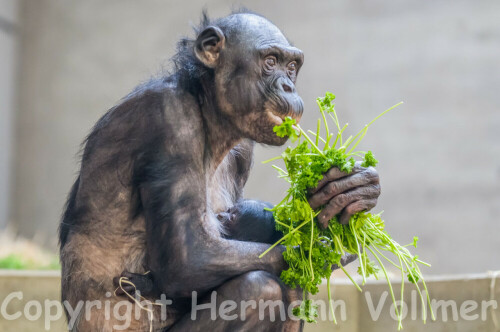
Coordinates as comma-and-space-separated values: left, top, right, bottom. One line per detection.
282, 81, 293, 93
276, 76, 296, 94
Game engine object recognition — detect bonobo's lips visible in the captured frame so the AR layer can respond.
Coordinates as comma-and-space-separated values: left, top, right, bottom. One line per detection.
266, 109, 301, 128
264, 94, 304, 131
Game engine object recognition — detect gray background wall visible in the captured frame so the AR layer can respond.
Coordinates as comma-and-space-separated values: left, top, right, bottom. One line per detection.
0, 0, 18, 230
1, 0, 499, 274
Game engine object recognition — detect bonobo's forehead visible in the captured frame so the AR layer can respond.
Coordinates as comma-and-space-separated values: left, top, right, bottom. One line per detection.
221, 13, 290, 49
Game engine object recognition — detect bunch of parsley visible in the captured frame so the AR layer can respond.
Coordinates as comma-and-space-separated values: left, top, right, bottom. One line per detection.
259, 92, 434, 329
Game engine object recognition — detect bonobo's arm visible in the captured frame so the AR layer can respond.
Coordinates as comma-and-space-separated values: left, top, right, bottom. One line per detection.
114, 200, 283, 299
218, 200, 283, 244
140, 154, 287, 299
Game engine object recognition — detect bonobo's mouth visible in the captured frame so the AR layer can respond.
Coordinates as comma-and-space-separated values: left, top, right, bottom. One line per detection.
263, 94, 304, 133
266, 108, 302, 128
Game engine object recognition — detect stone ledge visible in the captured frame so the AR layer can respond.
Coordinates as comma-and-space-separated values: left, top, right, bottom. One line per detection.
0, 271, 498, 331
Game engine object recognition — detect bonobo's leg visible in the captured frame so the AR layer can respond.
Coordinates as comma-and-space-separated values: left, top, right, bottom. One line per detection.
168, 271, 303, 332
112, 271, 304, 331
218, 199, 283, 244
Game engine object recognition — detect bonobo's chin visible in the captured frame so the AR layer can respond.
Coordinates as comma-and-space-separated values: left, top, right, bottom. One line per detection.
257, 109, 301, 146
259, 134, 289, 147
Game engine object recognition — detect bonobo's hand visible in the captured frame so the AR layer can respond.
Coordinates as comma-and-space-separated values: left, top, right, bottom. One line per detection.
308, 162, 380, 229
113, 271, 155, 301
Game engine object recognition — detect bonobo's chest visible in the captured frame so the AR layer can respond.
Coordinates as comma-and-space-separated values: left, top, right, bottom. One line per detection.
207, 140, 254, 214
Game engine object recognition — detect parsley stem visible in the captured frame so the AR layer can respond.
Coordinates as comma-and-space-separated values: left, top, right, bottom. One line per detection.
327, 277, 337, 324
371, 243, 403, 270
338, 123, 349, 146
338, 262, 362, 292
315, 119, 321, 147
309, 211, 315, 281
352, 226, 366, 285
325, 133, 334, 150
262, 155, 283, 164
366, 245, 401, 324
347, 126, 368, 155
414, 263, 436, 321
307, 130, 326, 144
297, 125, 325, 157
400, 253, 428, 323
330, 106, 341, 133
316, 100, 330, 142
271, 165, 288, 175
342, 135, 353, 148
331, 132, 339, 149
397, 253, 405, 330
347, 124, 368, 150
367, 101, 403, 127
259, 219, 310, 258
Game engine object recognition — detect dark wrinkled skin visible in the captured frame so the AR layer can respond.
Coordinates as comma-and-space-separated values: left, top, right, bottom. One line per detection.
60, 11, 379, 332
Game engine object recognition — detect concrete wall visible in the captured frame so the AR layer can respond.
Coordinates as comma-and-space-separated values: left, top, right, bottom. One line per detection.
9, 0, 500, 273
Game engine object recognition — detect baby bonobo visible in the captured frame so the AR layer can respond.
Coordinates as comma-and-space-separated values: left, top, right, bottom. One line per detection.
60, 11, 380, 332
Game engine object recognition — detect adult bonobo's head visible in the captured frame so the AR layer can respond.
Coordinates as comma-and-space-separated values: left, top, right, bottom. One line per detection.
181, 12, 304, 146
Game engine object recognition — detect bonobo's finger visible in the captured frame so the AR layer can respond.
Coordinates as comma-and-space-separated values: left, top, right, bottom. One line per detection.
332, 254, 358, 270
316, 184, 380, 229
338, 199, 378, 225
309, 164, 364, 195
308, 167, 379, 210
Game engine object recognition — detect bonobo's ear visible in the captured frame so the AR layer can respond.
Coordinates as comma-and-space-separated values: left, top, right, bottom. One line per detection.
194, 26, 225, 68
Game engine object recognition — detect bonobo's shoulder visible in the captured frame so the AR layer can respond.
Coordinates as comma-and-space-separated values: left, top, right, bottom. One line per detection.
123, 76, 204, 150
123, 76, 202, 127
85, 76, 202, 153
123, 76, 186, 106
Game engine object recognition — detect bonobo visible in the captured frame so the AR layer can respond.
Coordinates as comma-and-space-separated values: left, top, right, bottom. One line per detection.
59, 11, 380, 332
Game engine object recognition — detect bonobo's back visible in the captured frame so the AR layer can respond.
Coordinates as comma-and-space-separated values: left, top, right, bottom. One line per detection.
58, 77, 188, 329
59, 77, 171, 249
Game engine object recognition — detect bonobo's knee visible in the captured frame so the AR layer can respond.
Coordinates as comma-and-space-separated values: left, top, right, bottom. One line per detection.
232, 271, 290, 325
237, 271, 284, 303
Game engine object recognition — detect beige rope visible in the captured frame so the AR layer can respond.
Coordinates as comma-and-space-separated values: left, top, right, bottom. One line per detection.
113, 272, 162, 332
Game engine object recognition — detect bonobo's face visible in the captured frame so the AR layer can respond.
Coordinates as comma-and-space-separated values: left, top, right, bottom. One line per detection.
194, 14, 304, 146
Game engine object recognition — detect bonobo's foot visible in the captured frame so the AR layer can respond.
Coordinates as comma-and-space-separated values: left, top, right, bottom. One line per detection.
113, 271, 155, 299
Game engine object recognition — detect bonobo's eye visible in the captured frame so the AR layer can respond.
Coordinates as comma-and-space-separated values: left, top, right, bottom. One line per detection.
264, 56, 277, 73
287, 61, 298, 80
